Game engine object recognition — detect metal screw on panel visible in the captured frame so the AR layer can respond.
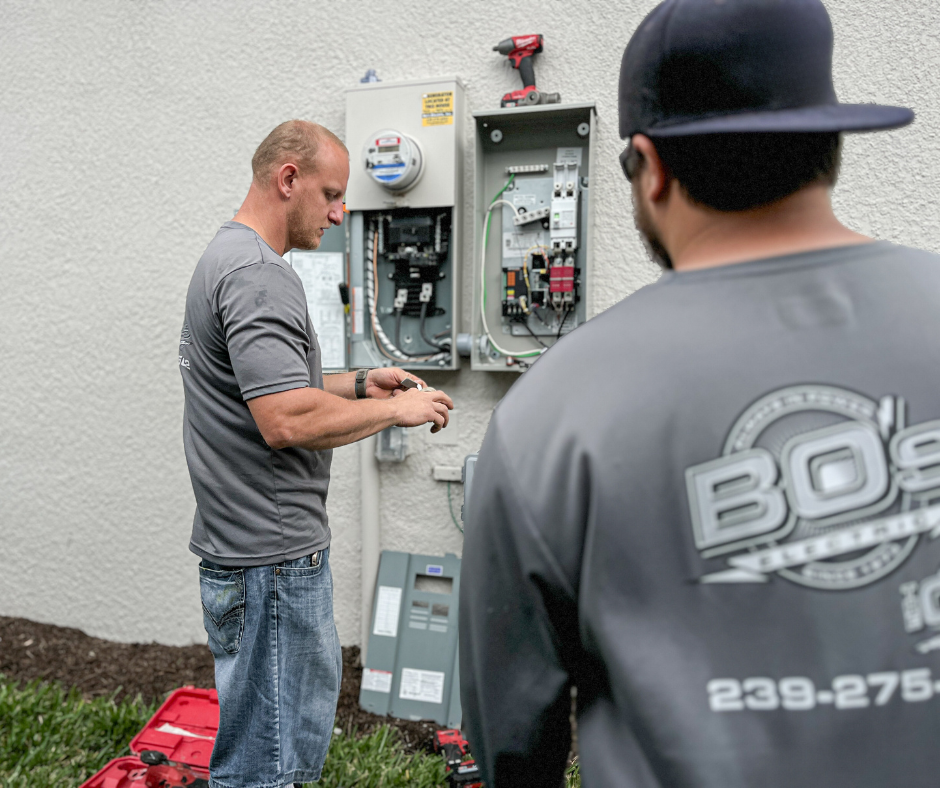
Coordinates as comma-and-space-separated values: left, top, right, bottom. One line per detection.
490, 129, 503, 144
577, 122, 590, 138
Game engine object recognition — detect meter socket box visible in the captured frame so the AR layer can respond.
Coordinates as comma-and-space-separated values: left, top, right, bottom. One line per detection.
345, 77, 466, 371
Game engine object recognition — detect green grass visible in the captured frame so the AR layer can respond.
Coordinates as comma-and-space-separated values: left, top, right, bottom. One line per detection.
0, 675, 580, 787
0, 676, 158, 786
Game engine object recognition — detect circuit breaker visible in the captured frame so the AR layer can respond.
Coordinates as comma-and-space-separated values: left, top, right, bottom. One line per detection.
345, 77, 465, 371
469, 103, 595, 371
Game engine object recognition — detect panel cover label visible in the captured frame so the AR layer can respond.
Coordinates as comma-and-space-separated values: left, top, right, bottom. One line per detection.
373, 585, 402, 637
422, 91, 454, 127
361, 668, 392, 693
399, 668, 445, 704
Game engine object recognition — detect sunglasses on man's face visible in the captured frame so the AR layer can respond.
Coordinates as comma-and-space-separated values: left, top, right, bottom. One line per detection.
620, 143, 643, 183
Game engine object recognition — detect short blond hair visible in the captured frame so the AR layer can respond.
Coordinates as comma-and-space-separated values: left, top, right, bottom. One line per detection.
251, 120, 347, 184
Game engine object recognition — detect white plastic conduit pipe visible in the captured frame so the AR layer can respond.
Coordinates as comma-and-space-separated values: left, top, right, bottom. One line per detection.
359, 432, 381, 664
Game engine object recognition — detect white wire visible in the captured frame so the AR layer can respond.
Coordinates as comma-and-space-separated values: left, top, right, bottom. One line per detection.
365, 221, 449, 364
480, 199, 546, 359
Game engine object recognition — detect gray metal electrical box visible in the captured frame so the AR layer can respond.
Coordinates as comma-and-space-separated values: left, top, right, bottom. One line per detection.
345, 77, 466, 371
470, 103, 596, 372
359, 550, 462, 727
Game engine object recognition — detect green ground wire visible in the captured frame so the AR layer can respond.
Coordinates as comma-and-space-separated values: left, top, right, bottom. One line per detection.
492, 172, 516, 202
483, 174, 542, 359
447, 481, 463, 533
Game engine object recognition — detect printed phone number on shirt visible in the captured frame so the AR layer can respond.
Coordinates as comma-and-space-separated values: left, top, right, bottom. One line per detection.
708, 669, 938, 712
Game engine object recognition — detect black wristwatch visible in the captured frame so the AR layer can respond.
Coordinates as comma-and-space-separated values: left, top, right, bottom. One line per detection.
355, 368, 369, 399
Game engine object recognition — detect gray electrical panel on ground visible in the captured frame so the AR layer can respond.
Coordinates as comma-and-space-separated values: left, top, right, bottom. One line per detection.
359, 551, 462, 727
470, 102, 596, 371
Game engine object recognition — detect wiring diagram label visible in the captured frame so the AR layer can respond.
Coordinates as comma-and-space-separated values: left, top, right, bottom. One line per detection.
289, 250, 346, 370
373, 585, 403, 637
399, 668, 445, 704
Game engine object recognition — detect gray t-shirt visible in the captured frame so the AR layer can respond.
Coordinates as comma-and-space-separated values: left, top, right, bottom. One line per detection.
461, 241, 940, 787
180, 221, 331, 566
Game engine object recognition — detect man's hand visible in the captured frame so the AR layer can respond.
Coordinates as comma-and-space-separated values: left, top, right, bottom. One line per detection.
365, 367, 428, 399
391, 388, 454, 433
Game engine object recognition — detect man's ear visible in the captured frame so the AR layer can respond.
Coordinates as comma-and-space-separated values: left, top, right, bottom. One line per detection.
275, 162, 299, 200
630, 134, 670, 203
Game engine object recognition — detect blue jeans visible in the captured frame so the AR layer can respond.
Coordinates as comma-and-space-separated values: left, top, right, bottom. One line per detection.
199, 548, 342, 788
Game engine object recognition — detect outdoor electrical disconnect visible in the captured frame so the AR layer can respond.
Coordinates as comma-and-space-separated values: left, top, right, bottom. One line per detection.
466, 102, 596, 371
345, 77, 465, 371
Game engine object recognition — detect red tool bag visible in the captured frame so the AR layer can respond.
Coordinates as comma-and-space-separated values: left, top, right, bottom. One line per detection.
79, 687, 219, 788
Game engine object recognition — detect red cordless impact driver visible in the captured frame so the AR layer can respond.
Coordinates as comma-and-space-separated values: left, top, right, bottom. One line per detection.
493, 35, 561, 107
139, 750, 210, 788
433, 729, 484, 787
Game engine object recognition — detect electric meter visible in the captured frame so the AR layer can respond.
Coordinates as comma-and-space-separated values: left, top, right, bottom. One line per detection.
363, 129, 424, 192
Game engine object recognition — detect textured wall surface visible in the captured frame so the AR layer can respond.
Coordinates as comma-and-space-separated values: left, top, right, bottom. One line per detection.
1, 0, 938, 646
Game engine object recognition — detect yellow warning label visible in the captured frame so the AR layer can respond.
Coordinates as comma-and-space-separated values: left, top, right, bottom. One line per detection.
422, 91, 454, 127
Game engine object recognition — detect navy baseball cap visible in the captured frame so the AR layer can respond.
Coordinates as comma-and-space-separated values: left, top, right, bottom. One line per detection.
619, 0, 914, 139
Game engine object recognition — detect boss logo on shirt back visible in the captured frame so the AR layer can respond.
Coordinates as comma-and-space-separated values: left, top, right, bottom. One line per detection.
686, 385, 940, 589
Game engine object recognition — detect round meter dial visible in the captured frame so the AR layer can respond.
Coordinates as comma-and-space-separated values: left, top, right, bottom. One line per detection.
363, 130, 424, 192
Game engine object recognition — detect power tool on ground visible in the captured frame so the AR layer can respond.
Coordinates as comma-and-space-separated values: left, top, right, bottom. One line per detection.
493, 35, 561, 107
139, 750, 210, 788
433, 729, 483, 787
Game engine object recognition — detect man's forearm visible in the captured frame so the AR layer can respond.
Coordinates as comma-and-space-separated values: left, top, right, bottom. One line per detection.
324, 371, 357, 400
292, 396, 400, 450
248, 387, 399, 451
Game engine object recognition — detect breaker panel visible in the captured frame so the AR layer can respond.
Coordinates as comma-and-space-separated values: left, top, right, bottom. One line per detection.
345, 77, 465, 370
470, 103, 595, 371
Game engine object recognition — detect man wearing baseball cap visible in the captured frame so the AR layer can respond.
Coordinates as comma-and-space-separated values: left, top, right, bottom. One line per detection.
460, 1, 940, 786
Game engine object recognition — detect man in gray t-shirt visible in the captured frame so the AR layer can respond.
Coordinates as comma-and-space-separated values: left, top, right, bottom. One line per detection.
180, 120, 453, 788
460, 2, 939, 786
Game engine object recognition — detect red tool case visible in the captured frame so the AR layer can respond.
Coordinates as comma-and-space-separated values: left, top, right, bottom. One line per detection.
79, 687, 219, 788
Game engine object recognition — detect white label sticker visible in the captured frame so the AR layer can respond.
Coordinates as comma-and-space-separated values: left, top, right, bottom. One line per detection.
352, 286, 364, 336
501, 230, 546, 260
556, 146, 583, 166
361, 668, 392, 693
372, 586, 402, 637
288, 251, 347, 370
399, 668, 445, 704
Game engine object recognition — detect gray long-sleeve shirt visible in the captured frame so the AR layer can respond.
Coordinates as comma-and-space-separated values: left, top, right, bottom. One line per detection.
460, 242, 940, 787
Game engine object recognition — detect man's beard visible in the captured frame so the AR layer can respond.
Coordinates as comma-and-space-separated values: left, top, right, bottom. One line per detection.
632, 182, 672, 270
286, 199, 321, 251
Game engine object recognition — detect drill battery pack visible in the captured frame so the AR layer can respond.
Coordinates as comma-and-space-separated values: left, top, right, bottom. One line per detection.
79, 687, 219, 788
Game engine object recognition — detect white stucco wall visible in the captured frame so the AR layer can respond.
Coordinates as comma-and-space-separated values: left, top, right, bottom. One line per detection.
1, 0, 938, 646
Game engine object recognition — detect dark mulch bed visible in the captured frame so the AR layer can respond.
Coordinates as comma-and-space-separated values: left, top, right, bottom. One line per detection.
0, 615, 440, 753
